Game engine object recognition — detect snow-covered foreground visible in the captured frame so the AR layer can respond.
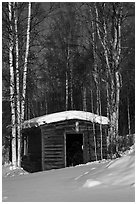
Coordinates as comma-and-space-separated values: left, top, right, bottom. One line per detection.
2, 149, 135, 202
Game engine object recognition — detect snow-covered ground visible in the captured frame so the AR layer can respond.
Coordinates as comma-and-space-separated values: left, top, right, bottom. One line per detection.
2, 146, 135, 202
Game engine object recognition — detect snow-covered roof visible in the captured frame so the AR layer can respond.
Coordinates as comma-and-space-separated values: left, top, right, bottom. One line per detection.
22, 110, 109, 129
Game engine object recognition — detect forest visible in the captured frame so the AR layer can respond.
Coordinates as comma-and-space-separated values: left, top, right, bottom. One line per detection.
2, 2, 135, 167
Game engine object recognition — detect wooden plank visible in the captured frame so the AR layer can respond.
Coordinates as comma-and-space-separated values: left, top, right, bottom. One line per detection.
45, 154, 62, 158
44, 148, 63, 151
44, 159, 63, 162
44, 139, 64, 144
44, 144, 63, 147
44, 147, 63, 150
44, 161, 64, 165
44, 150, 63, 154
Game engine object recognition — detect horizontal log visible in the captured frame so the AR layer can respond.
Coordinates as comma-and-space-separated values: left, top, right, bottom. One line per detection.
44, 138, 64, 143
45, 154, 63, 158
44, 148, 63, 151
44, 152, 64, 156
44, 158, 63, 162
44, 144, 64, 148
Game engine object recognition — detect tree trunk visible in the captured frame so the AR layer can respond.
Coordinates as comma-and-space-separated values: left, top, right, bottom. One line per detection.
17, 2, 31, 166
70, 65, 73, 110
99, 90, 103, 159
91, 90, 97, 161
9, 2, 17, 167
14, 2, 21, 167
91, 11, 103, 159
127, 96, 131, 136
106, 71, 111, 154
65, 42, 70, 111
95, 3, 122, 155
83, 86, 87, 111
21, 2, 31, 122
65, 70, 69, 111
115, 71, 120, 152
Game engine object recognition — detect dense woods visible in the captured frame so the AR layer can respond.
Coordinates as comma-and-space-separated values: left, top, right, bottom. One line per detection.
2, 2, 135, 166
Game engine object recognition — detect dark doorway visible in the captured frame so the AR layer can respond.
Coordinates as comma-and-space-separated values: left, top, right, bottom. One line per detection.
66, 133, 83, 167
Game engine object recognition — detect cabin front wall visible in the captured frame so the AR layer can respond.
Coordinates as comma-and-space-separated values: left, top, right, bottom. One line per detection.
41, 127, 65, 170
40, 120, 107, 171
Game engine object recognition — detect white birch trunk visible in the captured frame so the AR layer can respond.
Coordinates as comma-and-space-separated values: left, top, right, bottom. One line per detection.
91, 90, 97, 161
99, 90, 103, 159
14, 2, 22, 167
9, 2, 17, 167
106, 71, 111, 153
66, 44, 70, 111
21, 2, 31, 123
95, 4, 113, 156
91, 11, 103, 159
70, 65, 73, 110
115, 71, 120, 152
65, 70, 69, 111
95, 3, 122, 155
112, 7, 122, 152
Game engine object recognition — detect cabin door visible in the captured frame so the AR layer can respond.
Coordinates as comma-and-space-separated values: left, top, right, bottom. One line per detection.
65, 133, 83, 167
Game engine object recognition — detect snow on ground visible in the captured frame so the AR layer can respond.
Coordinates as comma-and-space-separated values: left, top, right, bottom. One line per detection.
2, 164, 29, 177
2, 147, 135, 202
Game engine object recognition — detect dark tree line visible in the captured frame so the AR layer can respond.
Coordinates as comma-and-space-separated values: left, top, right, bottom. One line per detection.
2, 2, 135, 165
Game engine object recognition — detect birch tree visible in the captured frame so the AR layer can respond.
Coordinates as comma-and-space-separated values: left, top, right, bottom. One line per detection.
8, 2, 17, 167
91, 90, 97, 161
16, 2, 31, 167
91, 15, 103, 159
21, 2, 31, 123
13, 2, 22, 167
94, 3, 123, 152
7, 2, 31, 167
82, 4, 103, 159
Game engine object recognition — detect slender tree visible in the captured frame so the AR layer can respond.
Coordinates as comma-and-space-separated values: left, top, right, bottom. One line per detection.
13, 2, 22, 167
95, 3, 123, 152
21, 2, 31, 122
8, 2, 17, 167
16, 2, 31, 167
91, 89, 97, 161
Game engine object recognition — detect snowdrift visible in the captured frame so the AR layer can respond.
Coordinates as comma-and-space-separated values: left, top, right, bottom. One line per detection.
2, 147, 135, 202
83, 148, 135, 188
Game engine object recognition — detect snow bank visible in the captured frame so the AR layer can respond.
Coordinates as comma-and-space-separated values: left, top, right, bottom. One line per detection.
83, 147, 135, 188
3, 148, 135, 202
83, 179, 102, 187
2, 164, 29, 177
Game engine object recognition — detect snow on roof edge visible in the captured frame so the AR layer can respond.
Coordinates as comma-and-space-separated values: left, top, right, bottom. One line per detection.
23, 110, 109, 129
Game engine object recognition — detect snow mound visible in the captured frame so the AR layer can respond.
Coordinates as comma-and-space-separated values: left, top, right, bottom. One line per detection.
3, 151, 135, 202
83, 149, 135, 188
2, 164, 29, 177
83, 179, 101, 188
105, 150, 135, 186
118, 144, 135, 157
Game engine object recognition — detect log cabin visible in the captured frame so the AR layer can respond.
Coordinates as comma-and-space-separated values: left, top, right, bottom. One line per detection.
21, 110, 109, 172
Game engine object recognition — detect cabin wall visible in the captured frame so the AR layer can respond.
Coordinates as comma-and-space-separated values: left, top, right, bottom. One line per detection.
41, 127, 65, 170
40, 120, 108, 171
22, 127, 42, 172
